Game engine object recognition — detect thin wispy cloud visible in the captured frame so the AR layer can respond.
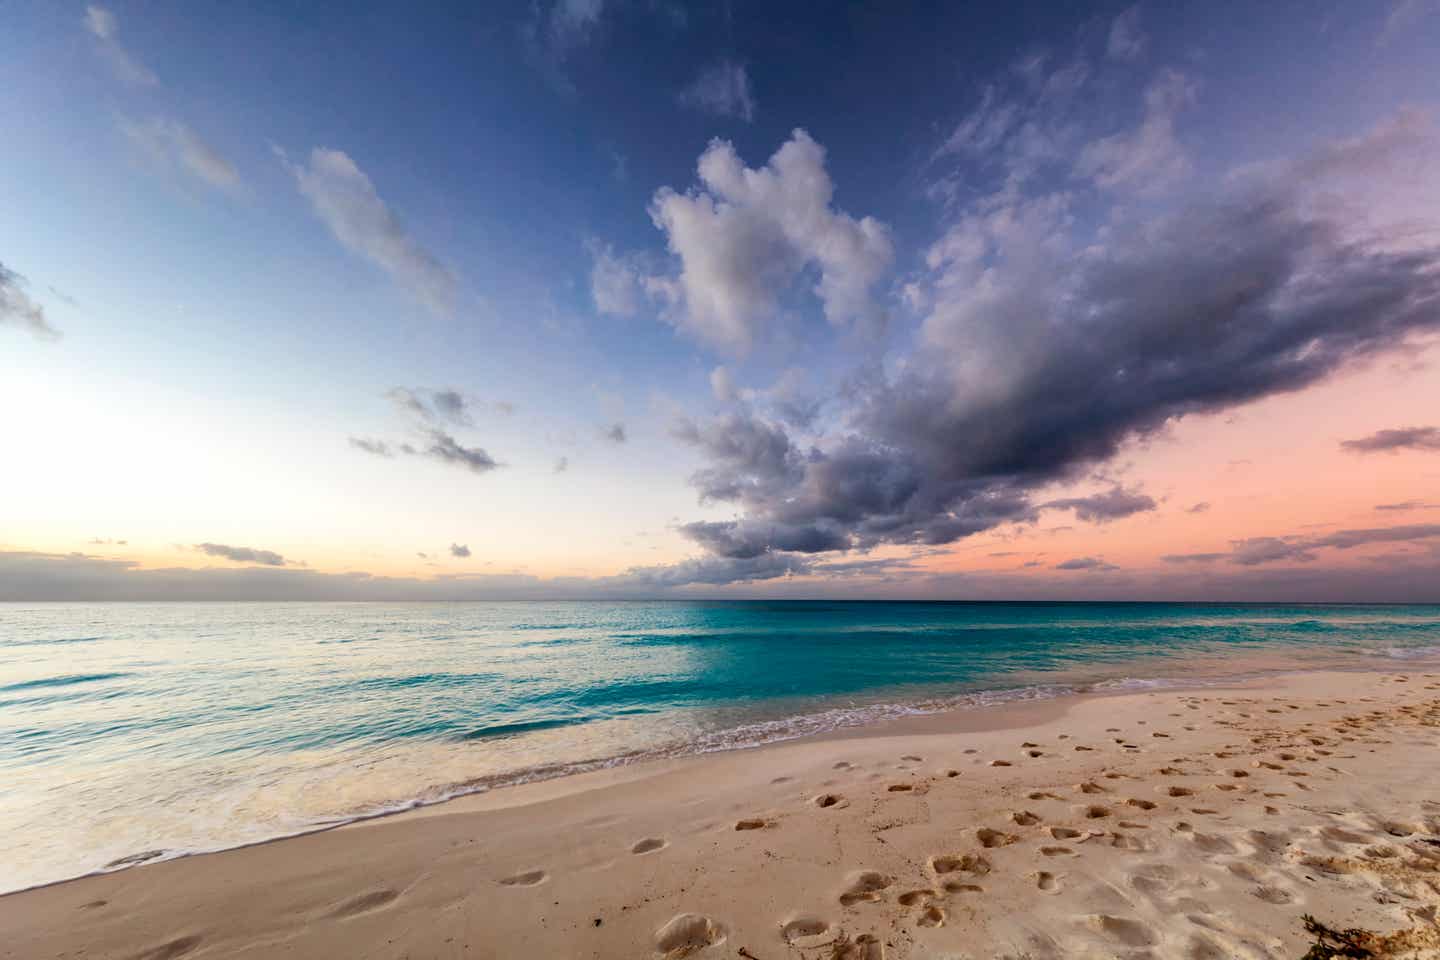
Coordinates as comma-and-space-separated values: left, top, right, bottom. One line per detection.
278, 147, 456, 314
120, 117, 240, 190
0, 262, 61, 340
677, 60, 756, 121
84, 5, 158, 87
1341, 426, 1440, 453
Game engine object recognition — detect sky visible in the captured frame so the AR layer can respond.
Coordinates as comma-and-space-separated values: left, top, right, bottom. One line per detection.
2, 0, 1440, 601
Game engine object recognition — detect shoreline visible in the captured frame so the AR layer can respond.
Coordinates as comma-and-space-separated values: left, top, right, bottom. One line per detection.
3, 652, 1432, 899
5, 665, 1439, 958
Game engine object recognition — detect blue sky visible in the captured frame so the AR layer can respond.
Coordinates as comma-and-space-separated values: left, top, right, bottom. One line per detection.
3, 1, 1440, 600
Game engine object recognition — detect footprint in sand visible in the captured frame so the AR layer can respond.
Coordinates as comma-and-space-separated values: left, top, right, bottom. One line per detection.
989, 759, 1012, 767
814, 793, 848, 809
887, 783, 914, 792
1049, 826, 1082, 840
1088, 914, 1157, 947
1163, 786, 1194, 797
735, 818, 772, 831
916, 904, 945, 927
839, 871, 894, 906
1076, 781, 1107, 794
1040, 845, 1077, 857
831, 933, 885, 960
498, 871, 547, 887
134, 937, 204, 960
944, 881, 984, 893
834, 761, 853, 770
897, 889, 937, 906
1125, 798, 1157, 811
901, 754, 923, 762
1012, 810, 1042, 826
977, 827, 1020, 848
931, 853, 991, 876
328, 889, 401, 917
1033, 871, 1060, 893
1028, 791, 1063, 801
655, 913, 725, 958
781, 916, 837, 948
1078, 804, 1112, 820
632, 837, 668, 854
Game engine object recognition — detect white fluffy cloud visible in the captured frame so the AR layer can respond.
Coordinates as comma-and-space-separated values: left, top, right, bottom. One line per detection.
678, 60, 756, 122
647, 130, 893, 351
280, 147, 456, 314
120, 117, 239, 190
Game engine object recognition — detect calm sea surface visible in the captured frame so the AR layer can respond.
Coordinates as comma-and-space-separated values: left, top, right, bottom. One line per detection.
3, 600, 1439, 892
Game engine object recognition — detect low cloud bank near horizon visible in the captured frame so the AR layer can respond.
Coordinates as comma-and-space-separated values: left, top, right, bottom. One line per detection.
2, 546, 1436, 603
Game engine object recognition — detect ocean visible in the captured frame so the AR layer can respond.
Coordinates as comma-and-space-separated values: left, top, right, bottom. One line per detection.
2, 600, 1438, 893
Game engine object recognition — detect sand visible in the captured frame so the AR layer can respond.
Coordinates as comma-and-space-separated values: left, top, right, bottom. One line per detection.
3, 668, 1439, 959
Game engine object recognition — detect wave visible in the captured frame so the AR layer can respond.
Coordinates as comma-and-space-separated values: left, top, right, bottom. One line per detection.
0, 672, 129, 693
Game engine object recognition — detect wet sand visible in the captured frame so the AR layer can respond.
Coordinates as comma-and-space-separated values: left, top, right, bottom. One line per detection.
3, 668, 1439, 959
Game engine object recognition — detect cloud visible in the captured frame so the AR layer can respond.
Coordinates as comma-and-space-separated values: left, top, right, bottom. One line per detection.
589, 242, 647, 317
0, 262, 61, 340
647, 130, 893, 350
1186, 502, 1212, 514
677, 60, 756, 121
1167, 523, 1440, 567
554, 456, 569, 473
84, 5, 158, 87
651, 110, 1440, 573
1055, 556, 1117, 571
1043, 486, 1156, 523
120, 117, 240, 190
450, 543, 471, 558
1161, 552, 1228, 564
522, 0, 607, 90
604, 422, 627, 444
416, 429, 500, 474
348, 436, 394, 457
384, 386, 497, 427
1106, 5, 1146, 61
195, 542, 291, 567
9, 547, 1440, 602
279, 147, 455, 313
616, 551, 810, 588
1375, 501, 1440, 511
1341, 426, 1440, 454
1075, 69, 1196, 190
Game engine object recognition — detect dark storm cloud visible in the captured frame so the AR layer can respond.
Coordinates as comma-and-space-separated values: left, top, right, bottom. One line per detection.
1340, 426, 1440, 453
449, 543, 471, 558
0, 261, 61, 339
654, 117, 1440, 586
614, 551, 810, 588
194, 542, 290, 566
1043, 486, 1156, 523
678, 519, 849, 558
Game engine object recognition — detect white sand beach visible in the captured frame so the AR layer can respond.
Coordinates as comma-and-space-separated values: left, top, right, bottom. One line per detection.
4, 668, 1438, 959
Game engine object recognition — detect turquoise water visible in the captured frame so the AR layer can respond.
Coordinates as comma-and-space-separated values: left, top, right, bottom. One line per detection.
2, 600, 1439, 892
